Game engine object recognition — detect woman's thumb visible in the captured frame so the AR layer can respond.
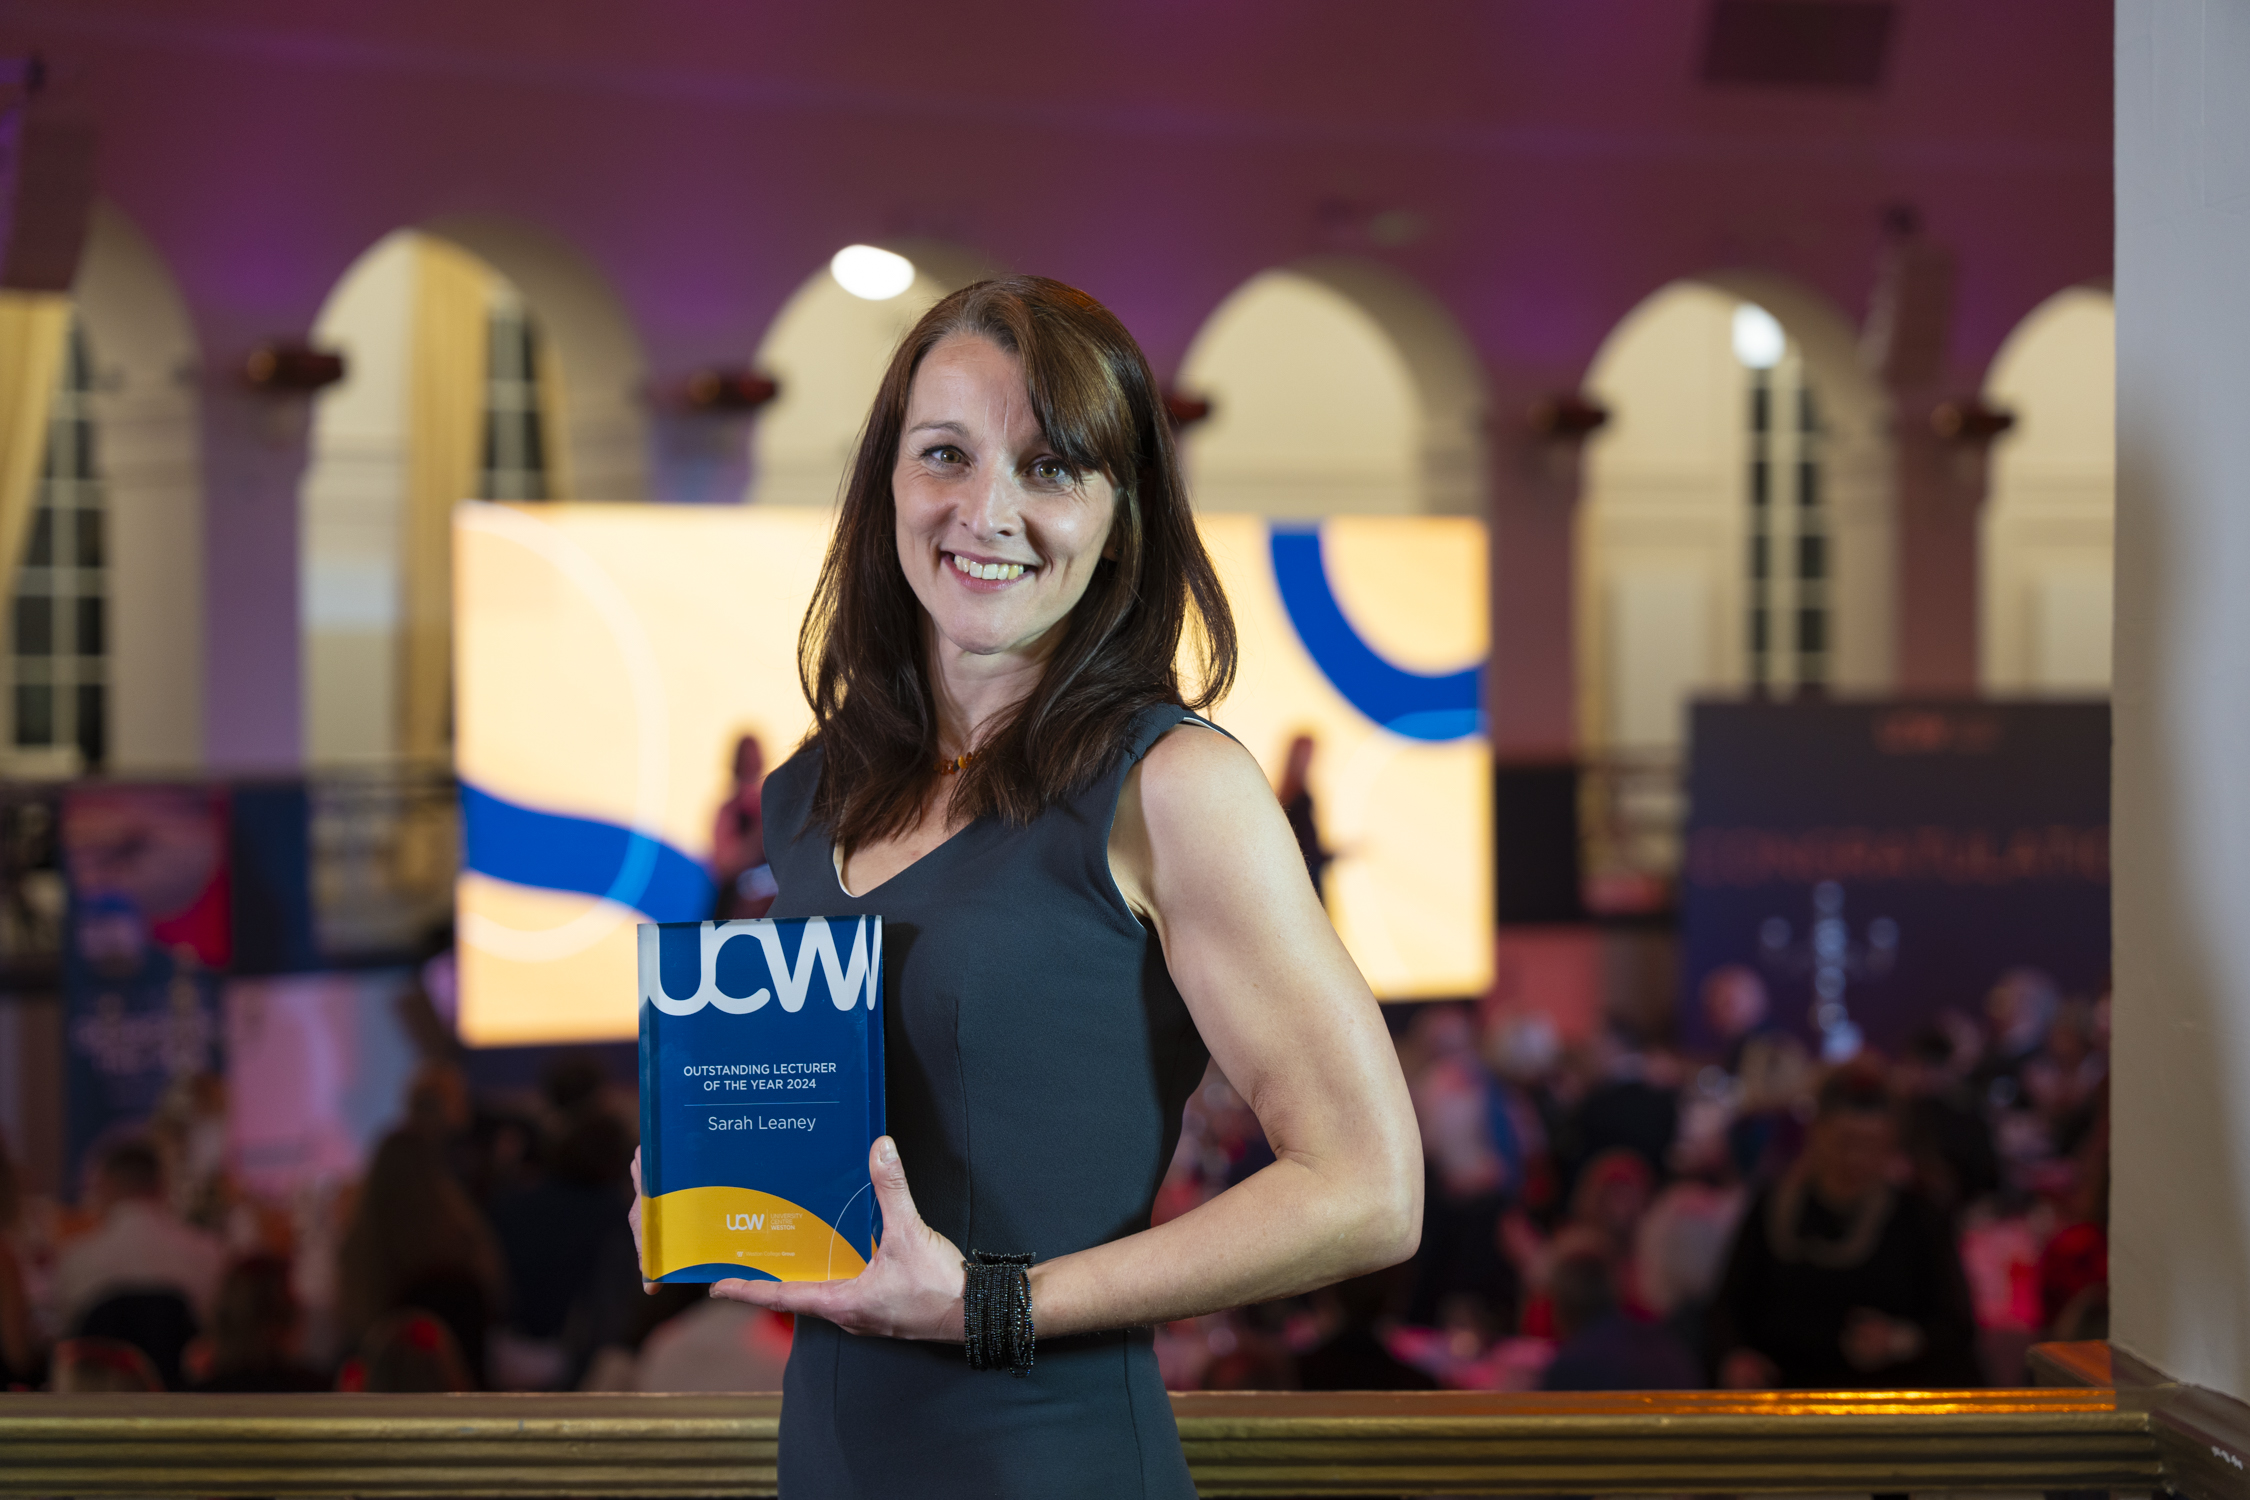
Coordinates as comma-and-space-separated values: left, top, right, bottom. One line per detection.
869, 1136, 921, 1233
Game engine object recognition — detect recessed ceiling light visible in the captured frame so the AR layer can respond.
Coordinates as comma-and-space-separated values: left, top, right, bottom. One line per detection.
830, 245, 916, 301
1732, 303, 1786, 369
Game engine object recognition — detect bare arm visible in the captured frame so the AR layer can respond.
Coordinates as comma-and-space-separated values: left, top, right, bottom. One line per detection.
1026, 723, 1421, 1332
702, 723, 1421, 1339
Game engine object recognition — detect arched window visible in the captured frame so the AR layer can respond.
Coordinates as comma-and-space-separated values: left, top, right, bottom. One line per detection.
1744, 337, 1829, 695
1177, 263, 1486, 518
302, 231, 567, 764
1980, 287, 2113, 695
480, 288, 549, 502
10, 320, 105, 770
1581, 280, 1886, 757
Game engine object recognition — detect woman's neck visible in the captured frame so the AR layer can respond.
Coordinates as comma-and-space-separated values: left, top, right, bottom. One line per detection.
928, 637, 1050, 758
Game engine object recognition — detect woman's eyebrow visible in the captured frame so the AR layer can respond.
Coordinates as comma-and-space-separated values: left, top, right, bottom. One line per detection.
905, 419, 968, 439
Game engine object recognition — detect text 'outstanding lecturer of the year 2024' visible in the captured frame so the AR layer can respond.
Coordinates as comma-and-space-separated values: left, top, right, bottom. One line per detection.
628, 275, 1423, 1498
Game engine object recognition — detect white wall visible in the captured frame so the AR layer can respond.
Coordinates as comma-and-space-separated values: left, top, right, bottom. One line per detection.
73, 204, 205, 772
1980, 287, 2115, 694
2111, 0, 2250, 1401
301, 231, 417, 765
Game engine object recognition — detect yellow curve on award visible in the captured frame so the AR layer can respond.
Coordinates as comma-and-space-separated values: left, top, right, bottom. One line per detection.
642, 1184, 871, 1282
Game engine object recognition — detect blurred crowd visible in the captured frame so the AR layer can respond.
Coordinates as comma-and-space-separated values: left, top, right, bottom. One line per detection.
0, 1046, 771, 1395
1153, 964, 2108, 1395
0, 962, 2105, 1396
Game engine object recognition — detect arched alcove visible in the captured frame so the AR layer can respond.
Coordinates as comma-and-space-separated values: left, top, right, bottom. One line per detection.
1578, 275, 1894, 757
300, 221, 650, 766
1176, 259, 1488, 517
426, 217, 652, 503
0, 204, 205, 775
1980, 285, 2114, 695
749, 240, 997, 508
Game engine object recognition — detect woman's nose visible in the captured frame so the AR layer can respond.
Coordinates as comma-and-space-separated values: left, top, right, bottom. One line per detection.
960, 468, 1021, 538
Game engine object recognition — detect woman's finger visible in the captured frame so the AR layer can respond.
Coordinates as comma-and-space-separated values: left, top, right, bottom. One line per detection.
628, 1149, 656, 1293
867, 1136, 923, 1237
712, 1275, 848, 1319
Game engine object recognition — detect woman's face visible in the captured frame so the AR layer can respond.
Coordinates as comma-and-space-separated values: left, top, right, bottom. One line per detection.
893, 334, 1117, 667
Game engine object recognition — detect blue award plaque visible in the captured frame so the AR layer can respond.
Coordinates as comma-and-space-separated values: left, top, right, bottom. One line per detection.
637, 916, 885, 1283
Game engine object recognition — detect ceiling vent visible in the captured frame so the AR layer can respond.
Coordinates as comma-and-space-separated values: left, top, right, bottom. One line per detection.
1700, 0, 1897, 90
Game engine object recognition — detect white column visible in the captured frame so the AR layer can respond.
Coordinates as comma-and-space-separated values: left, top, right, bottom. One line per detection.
2111, 0, 2250, 1399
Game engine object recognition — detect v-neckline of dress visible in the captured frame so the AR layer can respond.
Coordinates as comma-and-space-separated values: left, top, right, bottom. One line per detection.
831, 817, 983, 901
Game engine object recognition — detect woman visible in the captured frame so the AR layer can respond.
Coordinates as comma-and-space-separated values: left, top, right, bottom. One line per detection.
337, 1128, 506, 1388
631, 275, 1419, 1496
708, 734, 777, 919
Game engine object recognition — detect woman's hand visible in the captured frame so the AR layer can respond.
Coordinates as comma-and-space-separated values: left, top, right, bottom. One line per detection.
710, 1137, 967, 1342
628, 1147, 655, 1293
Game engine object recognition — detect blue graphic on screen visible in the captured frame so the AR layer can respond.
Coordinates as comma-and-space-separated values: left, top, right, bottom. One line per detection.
1268, 526, 1483, 741
461, 783, 713, 919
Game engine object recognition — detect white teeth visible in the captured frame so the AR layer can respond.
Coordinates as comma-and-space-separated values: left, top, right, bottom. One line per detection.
951, 554, 1026, 582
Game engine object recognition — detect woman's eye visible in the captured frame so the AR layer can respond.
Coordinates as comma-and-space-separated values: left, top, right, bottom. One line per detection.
923, 445, 965, 467
1030, 459, 1073, 486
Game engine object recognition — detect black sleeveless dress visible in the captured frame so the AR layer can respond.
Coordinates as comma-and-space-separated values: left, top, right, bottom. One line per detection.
761, 703, 1213, 1499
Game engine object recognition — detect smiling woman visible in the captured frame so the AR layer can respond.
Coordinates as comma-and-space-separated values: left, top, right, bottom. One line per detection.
799, 278, 1236, 845
627, 277, 1422, 1499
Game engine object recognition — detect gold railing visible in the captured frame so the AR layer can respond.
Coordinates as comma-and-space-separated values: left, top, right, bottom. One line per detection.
0, 1383, 2161, 1497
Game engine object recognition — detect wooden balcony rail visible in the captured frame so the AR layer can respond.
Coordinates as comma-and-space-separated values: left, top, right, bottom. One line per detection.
0, 1384, 2161, 1497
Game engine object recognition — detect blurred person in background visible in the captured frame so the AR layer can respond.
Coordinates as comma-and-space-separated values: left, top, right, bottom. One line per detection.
148, 1072, 232, 1233
2040, 1081, 2111, 1344
1893, 1024, 2001, 1219
47, 1336, 162, 1393
710, 733, 777, 920
337, 1128, 505, 1388
488, 1053, 635, 1388
1504, 1147, 1653, 1343
1295, 1264, 1437, 1392
189, 1255, 328, 1392
338, 1308, 475, 1394
2024, 996, 2109, 1157
628, 1300, 795, 1393
1273, 732, 1333, 906
1403, 1005, 1520, 1330
1697, 965, 1811, 1182
1553, 1019, 1679, 1207
1709, 1067, 1979, 1389
1699, 965, 1773, 1074
1539, 1238, 1701, 1392
1633, 1114, 1748, 1371
1979, 968, 2061, 1110
0, 1131, 39, 1387
53, 1138, 223, 1387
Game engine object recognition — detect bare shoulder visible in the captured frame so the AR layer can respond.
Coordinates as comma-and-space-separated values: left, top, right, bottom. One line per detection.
1112, 719, 1302, 926
1133, 718, 1271, 822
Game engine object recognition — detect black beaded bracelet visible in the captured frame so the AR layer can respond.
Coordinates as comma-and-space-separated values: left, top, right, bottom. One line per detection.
962, 1250, 1036, 1377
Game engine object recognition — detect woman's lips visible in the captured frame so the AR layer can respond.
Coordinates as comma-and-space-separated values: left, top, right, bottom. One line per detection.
945, 551, 1033, 589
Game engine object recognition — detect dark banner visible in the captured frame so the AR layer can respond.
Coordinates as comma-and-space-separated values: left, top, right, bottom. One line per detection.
59, 785, 231, 1189
1680, 701, 2109, 1058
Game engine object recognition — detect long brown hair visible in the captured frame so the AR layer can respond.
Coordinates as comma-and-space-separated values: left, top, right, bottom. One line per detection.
800, 275, 1235, 848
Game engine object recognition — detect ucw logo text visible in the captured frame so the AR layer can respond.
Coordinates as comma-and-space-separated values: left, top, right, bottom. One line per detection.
725, 1213, 764, 1231
642, 916, 881, 1016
